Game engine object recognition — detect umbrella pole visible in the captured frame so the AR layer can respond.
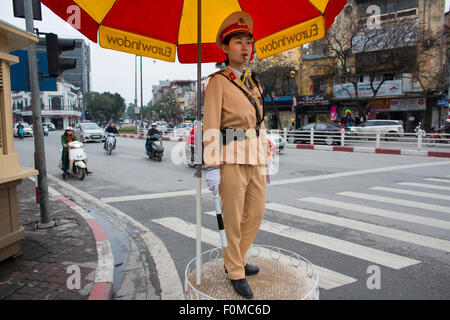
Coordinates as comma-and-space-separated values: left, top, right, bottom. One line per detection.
195, 0, 202, 286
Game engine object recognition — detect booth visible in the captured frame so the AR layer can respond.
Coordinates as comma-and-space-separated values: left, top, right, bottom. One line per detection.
0, 20, 38, 262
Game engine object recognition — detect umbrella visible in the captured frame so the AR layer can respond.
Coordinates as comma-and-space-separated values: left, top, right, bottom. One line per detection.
41, 0, 347, 286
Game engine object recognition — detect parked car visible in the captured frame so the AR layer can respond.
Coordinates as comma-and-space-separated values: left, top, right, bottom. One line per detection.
287, 122, 346, 145
347, 120, 404, 141
266, 130, 286, 153
13, 122, 33, 137
74, 122, 106, 143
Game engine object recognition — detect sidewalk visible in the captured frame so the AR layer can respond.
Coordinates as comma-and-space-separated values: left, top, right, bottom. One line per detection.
0, 178, 106, 300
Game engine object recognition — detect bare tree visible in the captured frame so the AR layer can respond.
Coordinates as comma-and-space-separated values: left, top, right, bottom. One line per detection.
328, 9, 443, 121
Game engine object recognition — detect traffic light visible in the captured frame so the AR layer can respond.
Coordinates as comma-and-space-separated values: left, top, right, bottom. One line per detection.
45, 33, 77, 77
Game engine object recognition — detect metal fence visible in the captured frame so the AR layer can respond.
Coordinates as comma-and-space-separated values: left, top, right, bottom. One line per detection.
270, 128, 450, 151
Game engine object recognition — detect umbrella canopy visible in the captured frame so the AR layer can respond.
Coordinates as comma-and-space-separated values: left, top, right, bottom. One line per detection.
41, 0, 346, 63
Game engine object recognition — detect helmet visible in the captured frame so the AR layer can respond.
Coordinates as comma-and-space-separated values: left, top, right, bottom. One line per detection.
151, 123, 157, 127
65, 126, 74, 131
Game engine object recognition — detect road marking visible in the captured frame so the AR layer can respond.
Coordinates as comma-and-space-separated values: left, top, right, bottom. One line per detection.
424, 178, 450, 184
153, 216, 357, 290
119, 155, 141, 160
397, 182, 450, 191
99, 160, 450, 203
101, 188, 211, 203
371, 186, 450, 201
47, 173, 184, 300
270, 160, 450, 186
256, 217, 421, 269
266, 203, 450, 252
338, 191, 450, 214
299, 197, 450, 230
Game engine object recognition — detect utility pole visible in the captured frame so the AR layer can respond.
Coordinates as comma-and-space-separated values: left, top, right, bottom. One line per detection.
24, 0, 53, 228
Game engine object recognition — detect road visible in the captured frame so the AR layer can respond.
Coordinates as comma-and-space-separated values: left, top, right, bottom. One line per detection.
14, 130, 450, 300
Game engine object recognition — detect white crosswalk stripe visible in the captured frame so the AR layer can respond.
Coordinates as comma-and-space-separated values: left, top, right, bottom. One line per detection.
153, 216, 358, 290
397, 182, 450, 191
371, 186, 450, 201
265, 203, 450, 252
338, 191, 450, 214
424, 178, 450, 184
298, 197, 450, 230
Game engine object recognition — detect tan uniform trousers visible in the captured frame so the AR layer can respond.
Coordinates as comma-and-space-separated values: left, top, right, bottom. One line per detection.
219, 163, 266, 280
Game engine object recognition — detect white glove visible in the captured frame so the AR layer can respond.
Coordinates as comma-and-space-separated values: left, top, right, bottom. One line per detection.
205, 167, 220, 195
266, 161, 274, 184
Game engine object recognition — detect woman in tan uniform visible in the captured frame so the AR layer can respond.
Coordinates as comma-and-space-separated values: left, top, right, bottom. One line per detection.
203, 12, 272, 299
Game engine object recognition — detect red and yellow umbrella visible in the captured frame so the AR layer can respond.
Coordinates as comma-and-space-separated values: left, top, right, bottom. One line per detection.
41, 0, 346, 63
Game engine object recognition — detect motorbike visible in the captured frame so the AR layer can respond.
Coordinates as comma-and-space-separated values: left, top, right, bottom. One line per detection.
426, 127, 450, 146
43, 125, 49, 136
59, 141, 88, 180
104, 133, 116, 155
146, 133, 164, 162
18, 127, 24, 139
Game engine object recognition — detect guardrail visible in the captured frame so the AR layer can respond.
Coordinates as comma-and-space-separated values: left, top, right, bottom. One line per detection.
270, 128, 450, 151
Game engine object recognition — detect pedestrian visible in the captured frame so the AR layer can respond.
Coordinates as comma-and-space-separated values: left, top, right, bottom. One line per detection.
203, 11, 273, 299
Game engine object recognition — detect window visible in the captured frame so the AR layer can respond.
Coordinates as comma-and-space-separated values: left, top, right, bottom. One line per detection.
316, 123, 328, 131
302, 123, 315, 130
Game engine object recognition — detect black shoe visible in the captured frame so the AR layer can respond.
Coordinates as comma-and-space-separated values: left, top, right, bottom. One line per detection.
225, 264, 259, 276
230, 278, 253, 299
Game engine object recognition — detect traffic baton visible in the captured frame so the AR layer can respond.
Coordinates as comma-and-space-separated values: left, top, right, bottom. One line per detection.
214, 194, 227, 248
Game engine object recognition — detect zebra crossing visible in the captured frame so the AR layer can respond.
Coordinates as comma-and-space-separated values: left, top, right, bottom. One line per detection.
152, 176, 450, 292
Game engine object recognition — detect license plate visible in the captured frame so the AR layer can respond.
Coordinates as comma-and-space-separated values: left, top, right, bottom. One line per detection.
92, 135, 101, 139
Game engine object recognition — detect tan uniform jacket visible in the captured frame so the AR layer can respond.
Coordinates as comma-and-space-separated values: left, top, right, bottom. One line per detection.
203, 66, 271, 168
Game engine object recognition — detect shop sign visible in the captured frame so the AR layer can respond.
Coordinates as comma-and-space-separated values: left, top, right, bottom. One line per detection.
368, 99, 390, 111
390, 98, 426, 111
333, 80, 403, 99
298, 95, 329, 105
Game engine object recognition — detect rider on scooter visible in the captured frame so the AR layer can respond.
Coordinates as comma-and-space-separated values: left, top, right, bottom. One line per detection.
61, 126, 92, 175
104, 122, 118, 149
146, 123, 160, 150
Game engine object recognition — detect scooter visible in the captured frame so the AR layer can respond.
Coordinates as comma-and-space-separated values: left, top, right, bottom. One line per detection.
104, 133, 116, 155
43, 125, 49, 136
18, 127, 24, 139
146, 133, 164, 162
59, 141, 88, 180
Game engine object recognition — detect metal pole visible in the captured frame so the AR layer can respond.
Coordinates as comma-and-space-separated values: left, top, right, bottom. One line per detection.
24, 0, 53, 228
195, 0, 202, 285
140, 55, 143, 123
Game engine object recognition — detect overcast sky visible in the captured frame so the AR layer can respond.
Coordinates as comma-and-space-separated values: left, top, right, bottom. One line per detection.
1, 1, 449, 106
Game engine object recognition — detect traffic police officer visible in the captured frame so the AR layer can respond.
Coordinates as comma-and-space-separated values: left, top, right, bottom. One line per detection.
203, 11, 272, 299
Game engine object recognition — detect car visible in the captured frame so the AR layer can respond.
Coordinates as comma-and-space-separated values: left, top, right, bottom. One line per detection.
287, 122, 346, 145
347, 120, 404, 141
13, 122, 33, 137
45, 122, 55, 131
266, 130, 286, 153
74, 122, 106, 143
155, 121, 168, 132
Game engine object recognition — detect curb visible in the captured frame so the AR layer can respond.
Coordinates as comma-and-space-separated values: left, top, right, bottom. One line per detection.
44, 182, 115, 300
292, 144, 450, 158
118, 133, 184, 142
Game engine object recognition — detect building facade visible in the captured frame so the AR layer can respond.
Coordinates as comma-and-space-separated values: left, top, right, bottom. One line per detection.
264, 0, 446, 131
12, 80, 82, 129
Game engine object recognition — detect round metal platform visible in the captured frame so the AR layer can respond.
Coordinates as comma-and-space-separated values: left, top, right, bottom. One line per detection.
185, 245, 319, 300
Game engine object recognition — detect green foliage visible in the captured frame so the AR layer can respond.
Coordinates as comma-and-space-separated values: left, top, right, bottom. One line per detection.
84, 91, 126, 122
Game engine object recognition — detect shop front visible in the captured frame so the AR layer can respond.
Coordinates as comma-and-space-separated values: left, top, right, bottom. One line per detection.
368, 97, 426, 132
298, 95, 332, 125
